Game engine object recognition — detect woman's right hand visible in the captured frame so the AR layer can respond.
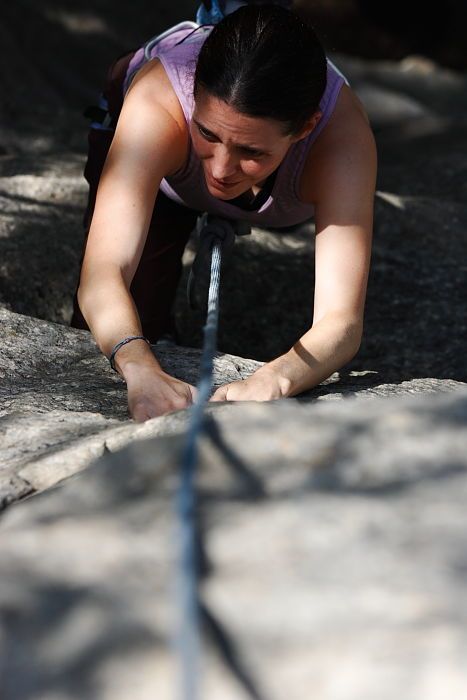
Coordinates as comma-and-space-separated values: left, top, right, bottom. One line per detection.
124, 363, 197, 422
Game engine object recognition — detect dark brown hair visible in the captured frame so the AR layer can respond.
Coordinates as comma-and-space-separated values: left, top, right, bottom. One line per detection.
194, 4, 327, 135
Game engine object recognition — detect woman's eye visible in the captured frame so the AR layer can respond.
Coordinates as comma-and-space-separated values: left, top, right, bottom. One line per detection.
197, 124, 215, 141
242, 149, 263, 159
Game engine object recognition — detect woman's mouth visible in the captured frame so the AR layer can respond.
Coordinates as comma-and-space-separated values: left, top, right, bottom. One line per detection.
208, 174, 240, 189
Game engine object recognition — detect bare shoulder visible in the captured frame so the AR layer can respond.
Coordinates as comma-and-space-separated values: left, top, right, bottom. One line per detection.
299, 85, 377, 205
110, 58, 189, 177
125, 59, 187, 134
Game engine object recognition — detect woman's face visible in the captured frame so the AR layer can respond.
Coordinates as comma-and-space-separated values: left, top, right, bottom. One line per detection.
191, 90, 317, 200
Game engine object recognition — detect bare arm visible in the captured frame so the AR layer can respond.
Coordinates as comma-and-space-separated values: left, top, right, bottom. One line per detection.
77, 62, 196, 419
268, 97, 377, 395
212, 88, 377, 401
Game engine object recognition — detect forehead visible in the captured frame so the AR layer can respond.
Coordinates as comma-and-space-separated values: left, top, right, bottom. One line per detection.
193, 91, 288, 146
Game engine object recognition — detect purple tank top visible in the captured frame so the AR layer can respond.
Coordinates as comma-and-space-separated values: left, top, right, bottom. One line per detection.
125, 24, 346, 227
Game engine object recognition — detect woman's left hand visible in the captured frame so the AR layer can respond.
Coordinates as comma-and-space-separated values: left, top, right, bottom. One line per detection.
209, 368, 289, 403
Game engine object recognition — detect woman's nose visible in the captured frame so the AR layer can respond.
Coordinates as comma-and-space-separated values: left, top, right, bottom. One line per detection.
210, 146, 238, 180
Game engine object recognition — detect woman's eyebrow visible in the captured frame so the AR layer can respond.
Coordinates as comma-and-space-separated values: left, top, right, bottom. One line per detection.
193, 118, 267, 153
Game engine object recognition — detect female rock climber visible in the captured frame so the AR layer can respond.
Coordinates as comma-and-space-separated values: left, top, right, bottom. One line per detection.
71, 2, 377, 421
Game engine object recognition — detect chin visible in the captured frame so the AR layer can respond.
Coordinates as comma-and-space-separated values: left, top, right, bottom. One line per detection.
207, 189, 238, 201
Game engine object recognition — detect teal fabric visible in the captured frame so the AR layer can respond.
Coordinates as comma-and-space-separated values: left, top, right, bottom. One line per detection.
196, 0, 226, 24
196, 1, 292, 25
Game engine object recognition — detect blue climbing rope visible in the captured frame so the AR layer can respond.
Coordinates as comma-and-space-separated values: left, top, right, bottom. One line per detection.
177, 242, 222, 700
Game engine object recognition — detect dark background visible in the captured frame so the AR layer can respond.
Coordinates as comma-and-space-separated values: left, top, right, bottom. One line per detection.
299, 0, 467, 70
1, 0, 466, 127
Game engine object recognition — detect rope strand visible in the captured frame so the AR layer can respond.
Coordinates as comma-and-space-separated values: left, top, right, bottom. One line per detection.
177, 242, 222, 700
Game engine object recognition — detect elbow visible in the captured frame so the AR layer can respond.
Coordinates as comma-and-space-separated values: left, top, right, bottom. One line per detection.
328, 314, 362, 363
312, 311, 364, 360
76, 282, 91, 324
77, 263, 127, 323
76, 272, 101, 325
344, 319, 363, 361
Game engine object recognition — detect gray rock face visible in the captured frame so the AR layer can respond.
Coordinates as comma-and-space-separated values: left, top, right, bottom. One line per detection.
1, 390, 466, 700
0, 307, 263, 508
1, 306, 466, 697
0, 156, 88, 324
2, 306, 464, 511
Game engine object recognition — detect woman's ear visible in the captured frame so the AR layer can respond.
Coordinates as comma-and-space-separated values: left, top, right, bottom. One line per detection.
291, 111, 322, 142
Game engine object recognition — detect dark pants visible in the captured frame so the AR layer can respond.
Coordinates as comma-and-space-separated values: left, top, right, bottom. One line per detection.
71, 53, 200, 342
